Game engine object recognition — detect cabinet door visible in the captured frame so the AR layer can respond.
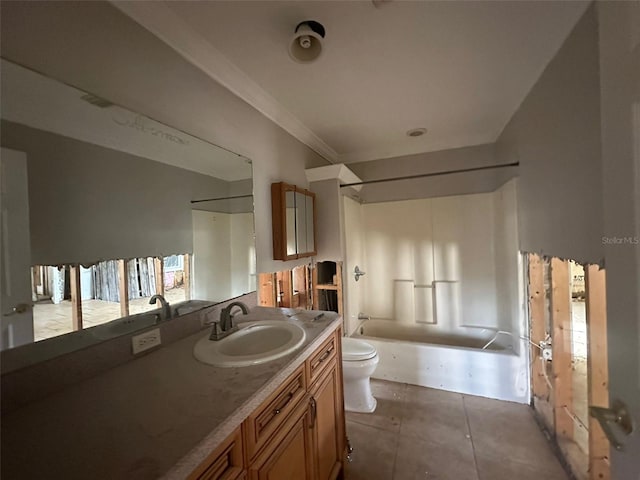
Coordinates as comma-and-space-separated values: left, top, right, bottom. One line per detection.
250, 403, 313, 480
295, 190, 308, 254
310, 362, 343, 480
188, 427, 244, 480
285, 190, 297, 257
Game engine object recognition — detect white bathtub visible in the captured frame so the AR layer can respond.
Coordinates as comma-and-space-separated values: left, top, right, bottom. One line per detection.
352, 319, 530, 403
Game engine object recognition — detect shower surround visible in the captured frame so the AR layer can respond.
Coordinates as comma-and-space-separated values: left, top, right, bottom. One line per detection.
342, 179, 529, 403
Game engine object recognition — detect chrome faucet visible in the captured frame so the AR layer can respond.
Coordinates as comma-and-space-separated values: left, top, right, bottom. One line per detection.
210, 301, 249, 341
149, 294, 171, 322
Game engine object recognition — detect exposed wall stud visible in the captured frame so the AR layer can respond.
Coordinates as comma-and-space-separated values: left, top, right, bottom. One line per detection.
69, 265, 83, 331
529, 254, 549, 400
258, 273, 276, 307
118, 259, 130, 318
585, 265, 610, 480
154, 257, 164, 296
183, 254, 191, 301
550, 257, 573, 440
276, 270, 293, 307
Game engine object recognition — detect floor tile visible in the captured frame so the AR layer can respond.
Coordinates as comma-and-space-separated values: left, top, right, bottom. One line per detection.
463, 395, 560, 472
345, 381, 570, 480
406, 384, 463, 405
401, 387, 470, 446
345, 420, 398, 480
475, 453, 568, 480
348, 379, 405, 433
393, 432, 479, 480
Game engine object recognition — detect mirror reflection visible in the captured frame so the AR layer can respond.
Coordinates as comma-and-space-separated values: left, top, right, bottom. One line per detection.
0, 59, 255, 355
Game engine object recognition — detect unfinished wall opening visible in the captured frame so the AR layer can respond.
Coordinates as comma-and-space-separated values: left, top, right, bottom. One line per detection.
31, 254, 190, 341
527, 253, 610, 480
257, 261, 343, 315
258, 264, 313, 310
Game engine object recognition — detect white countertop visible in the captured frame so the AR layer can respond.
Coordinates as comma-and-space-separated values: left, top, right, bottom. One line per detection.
1, 307, 342, 480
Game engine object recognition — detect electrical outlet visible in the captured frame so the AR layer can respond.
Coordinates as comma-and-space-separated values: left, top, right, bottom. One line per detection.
132, 328, 162, 355
539, 340, 553, 361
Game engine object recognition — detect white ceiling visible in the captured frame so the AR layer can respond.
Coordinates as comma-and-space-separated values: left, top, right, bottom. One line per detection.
117, 0, 589, 164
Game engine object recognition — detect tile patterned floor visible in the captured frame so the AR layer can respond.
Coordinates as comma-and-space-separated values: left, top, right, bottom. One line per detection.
345, 380, 569, 480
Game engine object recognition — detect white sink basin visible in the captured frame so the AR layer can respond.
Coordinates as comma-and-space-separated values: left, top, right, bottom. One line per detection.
193, 321, 306, 367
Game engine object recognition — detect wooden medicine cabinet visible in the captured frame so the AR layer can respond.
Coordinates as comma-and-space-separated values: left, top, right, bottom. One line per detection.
272, 182, 317, 260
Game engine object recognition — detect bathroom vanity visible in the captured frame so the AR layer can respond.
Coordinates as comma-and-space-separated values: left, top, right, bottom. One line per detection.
0, 307, 346, 480
189, 328, 344, 480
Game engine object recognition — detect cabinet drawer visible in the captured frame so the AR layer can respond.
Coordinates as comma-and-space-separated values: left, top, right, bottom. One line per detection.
189, 427, 244, 480
245, 365, 306, 459
306, 333, 337, 386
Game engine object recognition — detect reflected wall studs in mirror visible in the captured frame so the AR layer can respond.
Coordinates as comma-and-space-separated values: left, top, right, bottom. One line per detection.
0, 57, 256, 368
271, 182, 317, 261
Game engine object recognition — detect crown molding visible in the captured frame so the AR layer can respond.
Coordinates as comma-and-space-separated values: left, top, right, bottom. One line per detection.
111, 1, 338, 164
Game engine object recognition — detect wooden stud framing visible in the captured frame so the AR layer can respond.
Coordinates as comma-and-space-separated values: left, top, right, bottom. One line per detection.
183, 254, 191, 300
335, 262, 343, 316
69, 265, 83, 331
276, 270, 293, 308
118, 259, 130, 318
550, 258, 573, 440
154, 257, 164, 296
32, 265, 41, 292
292, 265, 308, 309
529, 254, 550, 402
258, 273, 277, 307
585, 265, 610, 480
312, 266, 319, 310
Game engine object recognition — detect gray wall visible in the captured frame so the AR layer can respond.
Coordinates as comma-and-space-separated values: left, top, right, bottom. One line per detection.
496, 4, 604, 264
597, 1, 640, 475
1, 120, 232, 265
347, 143, 518, 204
310, 179, 344, 262
0, 0, 329, 273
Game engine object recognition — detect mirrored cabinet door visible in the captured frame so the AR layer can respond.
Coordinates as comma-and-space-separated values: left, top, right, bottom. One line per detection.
305, 194, 315, 254
295, 191, 308, 254
285, 190, 297, 257
272, 182, 317, 261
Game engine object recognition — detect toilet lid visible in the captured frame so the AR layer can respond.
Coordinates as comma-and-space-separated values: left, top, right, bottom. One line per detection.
342, 337, 377, 361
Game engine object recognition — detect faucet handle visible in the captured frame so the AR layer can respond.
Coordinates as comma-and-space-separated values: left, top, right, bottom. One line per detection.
209, 320, 223, 340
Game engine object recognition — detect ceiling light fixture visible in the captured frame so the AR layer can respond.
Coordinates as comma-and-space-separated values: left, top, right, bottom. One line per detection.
289, 20, 326, 64
406, 128, 427, 137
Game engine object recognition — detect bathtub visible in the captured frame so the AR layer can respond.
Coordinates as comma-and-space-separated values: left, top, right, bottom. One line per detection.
352, 319, 530, 403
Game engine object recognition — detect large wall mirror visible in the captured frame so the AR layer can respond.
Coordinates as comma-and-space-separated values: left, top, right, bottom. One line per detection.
0, 58, 255, 368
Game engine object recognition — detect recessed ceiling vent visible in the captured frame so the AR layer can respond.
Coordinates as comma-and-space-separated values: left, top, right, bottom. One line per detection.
80, 93, 114, 108
406, 128, 427, 137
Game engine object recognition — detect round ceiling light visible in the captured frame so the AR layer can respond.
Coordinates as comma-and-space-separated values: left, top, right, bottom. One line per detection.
289, 21, 326, 64
406, 128, 427, 137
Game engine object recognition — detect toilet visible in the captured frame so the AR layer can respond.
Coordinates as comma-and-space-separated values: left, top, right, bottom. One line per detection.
341, 337, 379, 413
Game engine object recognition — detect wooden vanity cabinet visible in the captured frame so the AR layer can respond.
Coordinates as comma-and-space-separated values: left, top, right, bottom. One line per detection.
187, 427, 244, 480
309, 358, 344, 480
248, 395, 315, 480
189, 329, 345, 480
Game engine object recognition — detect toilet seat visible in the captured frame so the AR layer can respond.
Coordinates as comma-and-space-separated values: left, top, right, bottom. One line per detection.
342, 337, 377, 361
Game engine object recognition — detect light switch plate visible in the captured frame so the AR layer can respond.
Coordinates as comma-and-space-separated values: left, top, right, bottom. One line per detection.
132, 328, 162, 355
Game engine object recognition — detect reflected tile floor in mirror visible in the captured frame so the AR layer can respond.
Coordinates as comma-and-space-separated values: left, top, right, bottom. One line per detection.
32, 287, 186, 342
345, 379, 569, 480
